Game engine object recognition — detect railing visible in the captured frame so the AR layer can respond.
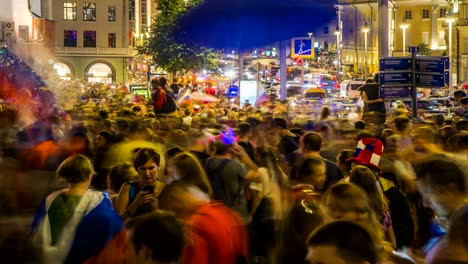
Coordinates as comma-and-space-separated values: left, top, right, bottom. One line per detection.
54, 47, 137, 56
457, 19, 468, 26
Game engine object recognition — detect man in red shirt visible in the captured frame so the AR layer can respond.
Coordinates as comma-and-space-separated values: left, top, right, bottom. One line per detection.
151, 78, 167, 114
159, 181, 248, 264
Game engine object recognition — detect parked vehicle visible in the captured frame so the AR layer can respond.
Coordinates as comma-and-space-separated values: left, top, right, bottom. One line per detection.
340, 80, 365, 99
286, 81, 303, 98
303, 86, 327, 99
319, 74, 340, 95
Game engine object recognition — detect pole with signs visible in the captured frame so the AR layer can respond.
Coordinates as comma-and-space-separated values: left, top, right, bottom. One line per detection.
280, 40, 287, 101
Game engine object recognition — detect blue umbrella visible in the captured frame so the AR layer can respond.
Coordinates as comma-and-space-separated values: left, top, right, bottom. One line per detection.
179, 0, 336, 50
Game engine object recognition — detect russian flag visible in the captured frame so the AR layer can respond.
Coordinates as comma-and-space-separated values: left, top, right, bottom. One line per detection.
32, 191, 127, 264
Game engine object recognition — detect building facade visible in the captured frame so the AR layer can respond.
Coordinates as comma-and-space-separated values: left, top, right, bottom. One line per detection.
336, 0, 468, 84
50, 0, 153, 84
37, 0, 155, 84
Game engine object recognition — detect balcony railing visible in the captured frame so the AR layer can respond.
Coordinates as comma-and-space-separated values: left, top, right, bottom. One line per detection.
54, 47, 137, 56
457, 19, 468, 26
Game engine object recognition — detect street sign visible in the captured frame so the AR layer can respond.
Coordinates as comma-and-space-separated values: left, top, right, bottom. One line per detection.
379, 58, 412, 71
415, 57, 449, 73
415, 73, 446, 87
291, 38, 314, 58
379, 72, 412, 85
379, 85, 413, 99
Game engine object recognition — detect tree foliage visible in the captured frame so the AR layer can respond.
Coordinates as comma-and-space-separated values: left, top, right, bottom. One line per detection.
418, 43, 432, 56
139, 0, 219, 74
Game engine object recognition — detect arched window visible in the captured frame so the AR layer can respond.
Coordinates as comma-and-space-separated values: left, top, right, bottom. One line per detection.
86, 62, 113, 84
53, 62, 73, 80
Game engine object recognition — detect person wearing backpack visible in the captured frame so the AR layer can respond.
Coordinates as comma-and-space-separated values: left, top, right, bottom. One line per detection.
347, 137, 415, 249
151, 78, 176, 114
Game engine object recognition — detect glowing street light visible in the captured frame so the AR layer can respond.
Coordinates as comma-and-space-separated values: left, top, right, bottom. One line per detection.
362, 22, 369, 80
400, 18, 409, 56
335, 25, 341, 73
446, 8, 456, 93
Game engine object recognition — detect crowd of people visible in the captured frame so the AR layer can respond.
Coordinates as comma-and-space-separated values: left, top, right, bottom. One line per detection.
0, 73, 467, 264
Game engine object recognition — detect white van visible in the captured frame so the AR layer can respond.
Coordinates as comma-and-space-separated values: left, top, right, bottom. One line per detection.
340, 80, 365, 99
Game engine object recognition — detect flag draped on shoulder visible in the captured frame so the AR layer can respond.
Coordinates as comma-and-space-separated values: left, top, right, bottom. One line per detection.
32, 190, 127, 264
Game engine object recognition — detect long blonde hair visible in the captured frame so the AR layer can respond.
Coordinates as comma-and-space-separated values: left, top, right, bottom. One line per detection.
349, 165, 389, 223
170, 152, 213, 198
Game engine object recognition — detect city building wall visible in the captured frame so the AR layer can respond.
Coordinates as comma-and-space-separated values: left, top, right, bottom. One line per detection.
51, 0, 133, 83
337, 0, 467, 83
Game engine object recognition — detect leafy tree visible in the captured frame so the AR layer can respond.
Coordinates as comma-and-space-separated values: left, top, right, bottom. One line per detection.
418, 43, 431, 56
139, 0, 219, 75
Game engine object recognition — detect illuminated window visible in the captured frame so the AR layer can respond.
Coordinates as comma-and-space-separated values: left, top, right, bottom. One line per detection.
129, 0, 135, 20
141, 0, 147, 25
64, 30, 77, 47
64, 2, 77, 20
108, 33, 116, 48
405, 10, 412, 20
439, 8, 447, 18
83, 3, 96, 21
422, 9, 430, 19
108, 6, 116, 21
84, 31, 96, 47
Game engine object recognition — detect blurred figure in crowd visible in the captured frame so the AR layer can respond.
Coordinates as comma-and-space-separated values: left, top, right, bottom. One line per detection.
306, 220, 379, 264
93, 130, 114, 190
276, 199, 327, 264
287, 132, 343, 191
107, 162, 137, 205
289, 156, 327, 201
159, 181, 248, 264
350, 165, 397, 248
126, 211, 185, 264
414, 154, 467, 261
335, 149, 354, 181
166, 151, 212, 199
31, 155, 126, 264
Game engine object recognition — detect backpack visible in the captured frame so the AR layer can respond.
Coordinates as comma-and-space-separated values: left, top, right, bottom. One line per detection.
152, 90, 177, 114
160, 93, 177, 114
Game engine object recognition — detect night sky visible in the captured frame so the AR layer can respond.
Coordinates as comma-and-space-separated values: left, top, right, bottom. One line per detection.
180, 0, 337, 49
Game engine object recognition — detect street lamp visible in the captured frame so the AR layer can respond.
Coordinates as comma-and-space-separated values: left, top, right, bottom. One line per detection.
400, 18, 409, 56
362, 22, 369, 80
134, 33, 139, 47
446, 9, 456, 94
335, 25, 341, 73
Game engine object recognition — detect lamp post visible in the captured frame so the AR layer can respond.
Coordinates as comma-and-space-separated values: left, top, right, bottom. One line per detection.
335, 25, 341, 73
134, 33, 139, 47
446, 10, 456, 94
400, 18, 409, 56
362, 23, 369, 80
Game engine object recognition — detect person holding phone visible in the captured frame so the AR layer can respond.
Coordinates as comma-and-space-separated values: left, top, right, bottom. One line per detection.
116, 148, 165, 220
